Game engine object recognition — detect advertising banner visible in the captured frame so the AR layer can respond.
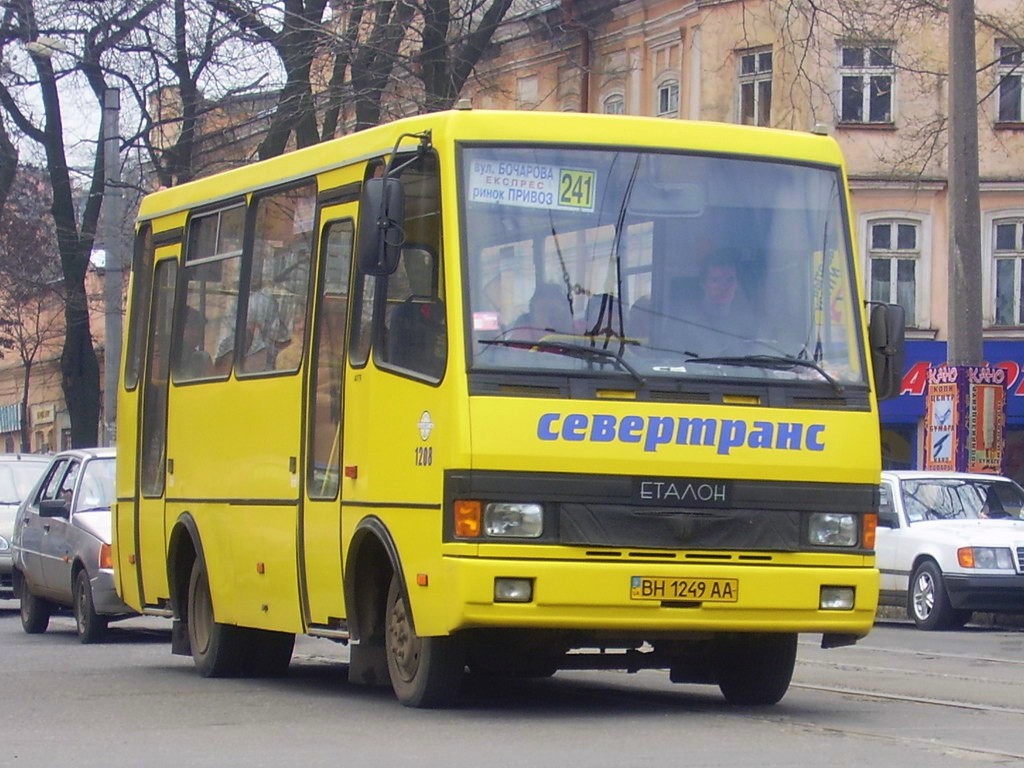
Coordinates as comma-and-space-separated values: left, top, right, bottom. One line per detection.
923, 365, 1006, 473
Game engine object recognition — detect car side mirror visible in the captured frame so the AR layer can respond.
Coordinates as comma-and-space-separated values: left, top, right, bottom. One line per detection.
38, 498, 70, 520
877, 510, 899, 529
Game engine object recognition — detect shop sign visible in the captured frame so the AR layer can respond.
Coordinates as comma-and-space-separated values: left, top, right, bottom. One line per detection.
31, 403, 55, 425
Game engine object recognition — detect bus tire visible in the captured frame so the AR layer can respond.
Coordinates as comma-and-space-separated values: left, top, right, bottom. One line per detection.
20, 581, 52, 635
716, 632, 796, 706
187, 559, 244, 677
74, 569, 109, 644
240, 628, 295, 677
384, 574, 464, 708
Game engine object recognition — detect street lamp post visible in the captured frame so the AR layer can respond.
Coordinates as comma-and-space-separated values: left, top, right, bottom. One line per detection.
101, 87, 122, 447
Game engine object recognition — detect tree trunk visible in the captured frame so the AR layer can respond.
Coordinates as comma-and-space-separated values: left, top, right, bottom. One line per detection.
19, 361, 31, 453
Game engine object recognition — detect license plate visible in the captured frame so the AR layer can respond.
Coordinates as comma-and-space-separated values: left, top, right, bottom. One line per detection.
630, 576, 739, 602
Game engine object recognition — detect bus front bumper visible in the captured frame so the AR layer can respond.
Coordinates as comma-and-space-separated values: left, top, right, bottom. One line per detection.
431, 555, 879, 638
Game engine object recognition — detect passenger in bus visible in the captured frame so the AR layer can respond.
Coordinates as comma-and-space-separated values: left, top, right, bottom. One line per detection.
243, 282, 291, 371
178, 307, 213, 379
511, 283, 575, 341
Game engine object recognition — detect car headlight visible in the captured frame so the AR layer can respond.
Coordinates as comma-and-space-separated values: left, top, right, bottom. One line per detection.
807, 513, 858, 547
0, 535, 9, 552
958, 547, 1014, 569
484, 502, 544, 538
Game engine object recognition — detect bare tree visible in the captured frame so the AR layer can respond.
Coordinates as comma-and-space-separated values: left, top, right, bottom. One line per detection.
205, 0, 521, 159
0, 168, 64, 451
0, 0, 161, 447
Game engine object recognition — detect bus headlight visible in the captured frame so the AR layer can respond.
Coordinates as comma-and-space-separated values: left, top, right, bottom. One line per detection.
808, 513, 858, 547
484, 503, 543, 538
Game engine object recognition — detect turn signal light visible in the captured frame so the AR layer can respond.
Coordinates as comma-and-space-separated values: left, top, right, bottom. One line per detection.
862, 512, 877, 550
99, 543, 113, 570
454, 500, 482, 538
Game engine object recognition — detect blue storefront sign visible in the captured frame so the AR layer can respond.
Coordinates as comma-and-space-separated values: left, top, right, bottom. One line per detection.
881, 340, 1024, 426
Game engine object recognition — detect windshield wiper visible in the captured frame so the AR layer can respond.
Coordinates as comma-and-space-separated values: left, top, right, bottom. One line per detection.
684, 354, 843, 393
480, 339, 646, 386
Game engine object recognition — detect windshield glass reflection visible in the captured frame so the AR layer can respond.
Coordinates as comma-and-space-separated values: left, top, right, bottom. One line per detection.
461, 146, 867, 388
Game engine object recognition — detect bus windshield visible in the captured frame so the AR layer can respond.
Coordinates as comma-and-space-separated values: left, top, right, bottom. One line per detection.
461, 145, 866, 388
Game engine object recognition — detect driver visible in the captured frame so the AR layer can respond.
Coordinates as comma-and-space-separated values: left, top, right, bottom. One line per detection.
676, 250, 756, 355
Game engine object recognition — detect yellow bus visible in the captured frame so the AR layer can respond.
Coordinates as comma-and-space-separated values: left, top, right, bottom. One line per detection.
115, 108, 904, 708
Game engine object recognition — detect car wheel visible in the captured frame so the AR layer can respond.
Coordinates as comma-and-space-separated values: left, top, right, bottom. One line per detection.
909, 561, 966, 630
74, 569, 109, 644
19, 581, 53, 635
384, 574, 464, 708
716, 632, 797, 706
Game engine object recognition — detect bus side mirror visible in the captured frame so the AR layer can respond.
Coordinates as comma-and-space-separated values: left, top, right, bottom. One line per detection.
869, 303, 905, 401
357, 177, 404, 276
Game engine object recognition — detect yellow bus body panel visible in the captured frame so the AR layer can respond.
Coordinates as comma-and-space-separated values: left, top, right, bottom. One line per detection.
117, 109, 880, 647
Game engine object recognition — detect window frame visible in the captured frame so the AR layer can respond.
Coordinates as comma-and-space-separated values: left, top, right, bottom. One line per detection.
859, 212, 930, 330
737, 46, 773, 127
838, 43, 895, 125
655, 79, 679, 118
603, 92, 626, 115
996, 43, 1023, 125
985, 211, 1024, 328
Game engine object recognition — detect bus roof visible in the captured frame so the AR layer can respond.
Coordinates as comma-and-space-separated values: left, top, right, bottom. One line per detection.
137, 109, 846, 222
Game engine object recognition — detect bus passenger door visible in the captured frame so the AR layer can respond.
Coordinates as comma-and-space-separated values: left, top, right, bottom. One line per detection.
135, 258, 177, 606
300, 210, 355, 627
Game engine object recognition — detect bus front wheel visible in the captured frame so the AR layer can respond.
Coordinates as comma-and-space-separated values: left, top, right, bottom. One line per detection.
384, 574, 464, 708
187, 559, 243, 677
716, 632, 797, 706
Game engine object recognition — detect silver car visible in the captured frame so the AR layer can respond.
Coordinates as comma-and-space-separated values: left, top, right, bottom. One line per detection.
11, 447, 134, 642
0, 454, 50, 598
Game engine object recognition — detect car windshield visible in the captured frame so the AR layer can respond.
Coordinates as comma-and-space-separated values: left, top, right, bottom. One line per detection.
74, 458, 116, 514
461, 145, 867, 388
900, 477, 1024, 522
0, 462, 46, 504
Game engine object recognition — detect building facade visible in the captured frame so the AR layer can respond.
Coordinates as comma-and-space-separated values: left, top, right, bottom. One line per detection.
464, 0, 1024, 479
0, 269, 108, 453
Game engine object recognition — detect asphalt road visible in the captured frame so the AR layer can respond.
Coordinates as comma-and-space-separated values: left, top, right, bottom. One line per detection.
1, 602, 1021, 768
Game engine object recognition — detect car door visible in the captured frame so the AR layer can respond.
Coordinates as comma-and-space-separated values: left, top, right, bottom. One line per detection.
17, 458, 67, 596
874, 479, 904, 597
39, 458, 81, 602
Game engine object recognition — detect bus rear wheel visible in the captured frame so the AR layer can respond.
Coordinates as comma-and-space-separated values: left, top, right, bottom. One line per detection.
384, 574, 464, 708
716, 632, 797, 706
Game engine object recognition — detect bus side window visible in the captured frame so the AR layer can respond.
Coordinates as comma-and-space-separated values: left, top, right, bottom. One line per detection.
308, 219, 353, 499
239, 182, 316, 376
381, 245, 446, 379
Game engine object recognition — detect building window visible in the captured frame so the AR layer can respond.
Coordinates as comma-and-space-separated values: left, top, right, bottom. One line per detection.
839, 44, 893, 124
656, 81, 679, 117
993, 218, 1024, 326
603, 94, 625, 115
738, 48, 772, 126
869, 219, 919, 327
997, 44, 1023, 123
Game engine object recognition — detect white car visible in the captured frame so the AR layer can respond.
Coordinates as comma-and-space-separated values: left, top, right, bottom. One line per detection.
876, 470, 1024, 630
